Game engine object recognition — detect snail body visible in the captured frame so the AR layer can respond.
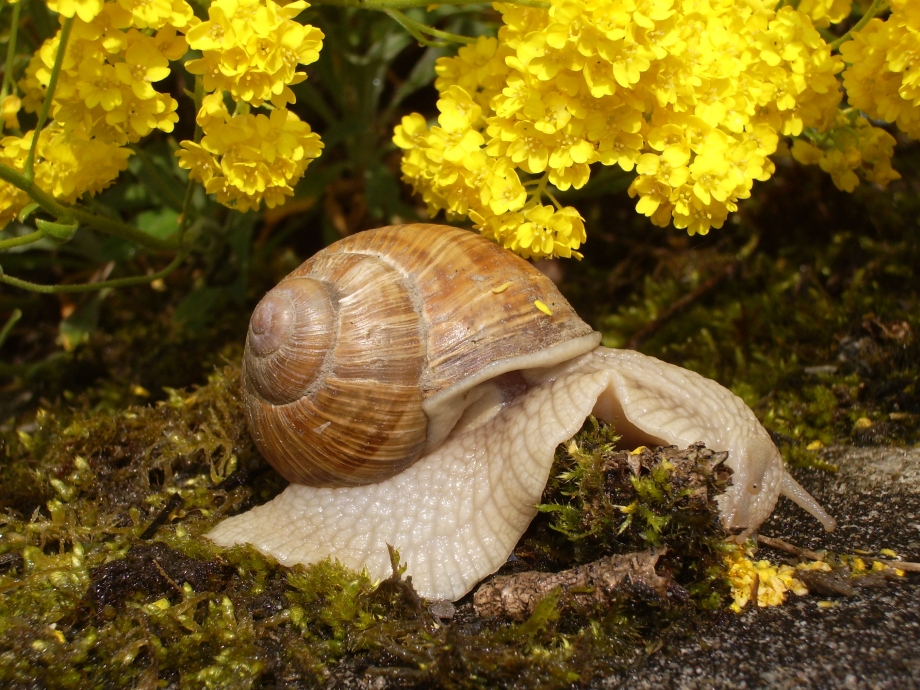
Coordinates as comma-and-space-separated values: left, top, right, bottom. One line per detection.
210, 224, 835, 600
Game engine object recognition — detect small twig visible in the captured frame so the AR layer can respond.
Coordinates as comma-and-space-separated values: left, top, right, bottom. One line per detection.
26, 16, 75, 181
0, 229, 46, 250
627, 262, 737, 349
757, 535, 827, 562
152, 558, 185, 594
474, 548, 670, 620
0, 308, 22, 351
758, 535, 920, 572
140, 492, 185, 540
875, 559, 920, 573
0, 163, 183, 251
384, 9, 445, 47
627, 235, 759, 350
0, 0, 23, 136
387, 8, 476, 44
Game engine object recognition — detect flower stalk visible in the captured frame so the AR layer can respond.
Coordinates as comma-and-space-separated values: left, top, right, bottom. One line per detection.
0, 0, 23, 135
25, 16, 74, 182
0, 246, 191, 294
830, 0, 889, 50
0, 163, 183, 252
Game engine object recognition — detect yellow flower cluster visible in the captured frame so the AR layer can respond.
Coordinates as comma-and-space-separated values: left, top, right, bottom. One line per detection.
0, 125, 131, 227
184, 0, 323, 108
726, 547, 907, 612
395, 0, 845, 257
1, 0, 325, 228
792, 110, 901, 192
796, 0, 852, 29
176, 0, 324, 210
19, 5, 186, 146
841, 0, 920, 139
725, 549, 828, 612
1, 0, 191, 227
178, 105, 323, 212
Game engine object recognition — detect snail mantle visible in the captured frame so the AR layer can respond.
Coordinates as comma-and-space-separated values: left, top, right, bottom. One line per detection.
208, 224, 835, 601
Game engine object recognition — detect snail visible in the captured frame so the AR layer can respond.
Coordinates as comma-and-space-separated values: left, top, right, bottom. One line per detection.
208, 224, 836, 601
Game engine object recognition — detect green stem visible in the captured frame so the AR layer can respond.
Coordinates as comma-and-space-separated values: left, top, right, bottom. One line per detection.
524, 171, 550, 209
0, 308, 22, 350
25, 15, 74, 181
0, 163, 183, 251
0, 248, 190, 294
544, 188, 562, 210
831, 0, 888, 51
384, 9, 442, 46
313, 0, 550, 9
0, 229, 45, 250
386, 8, 476, 45
178, 76, 205, 241
0, 0, 23, 136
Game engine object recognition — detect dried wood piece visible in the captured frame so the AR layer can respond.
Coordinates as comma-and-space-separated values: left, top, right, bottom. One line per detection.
757, 535, 827, 561
473, 549, 670, 620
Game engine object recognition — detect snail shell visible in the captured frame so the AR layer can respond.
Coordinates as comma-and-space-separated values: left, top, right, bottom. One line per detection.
242, 224, 600, 486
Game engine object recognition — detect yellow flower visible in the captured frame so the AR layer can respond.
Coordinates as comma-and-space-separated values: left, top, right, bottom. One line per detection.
481, 159, 526, 215
393, 0, 888, 255
393, 113, 429, 150
505, 204, 586, 259
791, 110, 901, 192
115, 33, 171, 99
186, 0, 323, 108
1, 96, 21, 131
116, 0, 193, 30
177, 141, 221, 185
437, 85, 482, 133
48, 0, 104, 23
77, 57, 123, 111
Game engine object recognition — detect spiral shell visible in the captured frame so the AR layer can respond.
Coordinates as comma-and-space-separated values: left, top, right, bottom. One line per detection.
242, 223, 598, 486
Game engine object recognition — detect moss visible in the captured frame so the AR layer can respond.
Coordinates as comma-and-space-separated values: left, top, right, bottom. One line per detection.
598, 230, 920, 467
0, 360, 733, 689
534, 418, 733, 610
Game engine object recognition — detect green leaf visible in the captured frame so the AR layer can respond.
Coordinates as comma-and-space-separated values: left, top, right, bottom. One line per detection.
172, 286, 230, 331
136, 208, 180, 240
386, 44, 445, 114
364, 162, 402, 220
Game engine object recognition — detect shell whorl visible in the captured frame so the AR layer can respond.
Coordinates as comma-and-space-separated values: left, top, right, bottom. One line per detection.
246, 277, 335, 405
242, 224, 596, 487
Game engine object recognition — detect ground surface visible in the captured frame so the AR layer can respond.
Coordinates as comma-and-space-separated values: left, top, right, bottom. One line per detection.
597, 446, 920, 690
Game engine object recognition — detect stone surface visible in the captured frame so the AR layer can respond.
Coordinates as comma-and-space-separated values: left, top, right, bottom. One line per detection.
598, 445, 920, 689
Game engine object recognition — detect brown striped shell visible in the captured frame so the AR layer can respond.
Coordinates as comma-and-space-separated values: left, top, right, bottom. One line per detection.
242, 224, 599, 486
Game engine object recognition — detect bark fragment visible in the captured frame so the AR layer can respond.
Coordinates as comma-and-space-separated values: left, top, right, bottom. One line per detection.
474, 548, 671, 620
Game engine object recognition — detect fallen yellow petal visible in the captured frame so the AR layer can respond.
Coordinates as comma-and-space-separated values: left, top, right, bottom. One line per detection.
492, 282, 512, 294
534, 300, 553, 316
